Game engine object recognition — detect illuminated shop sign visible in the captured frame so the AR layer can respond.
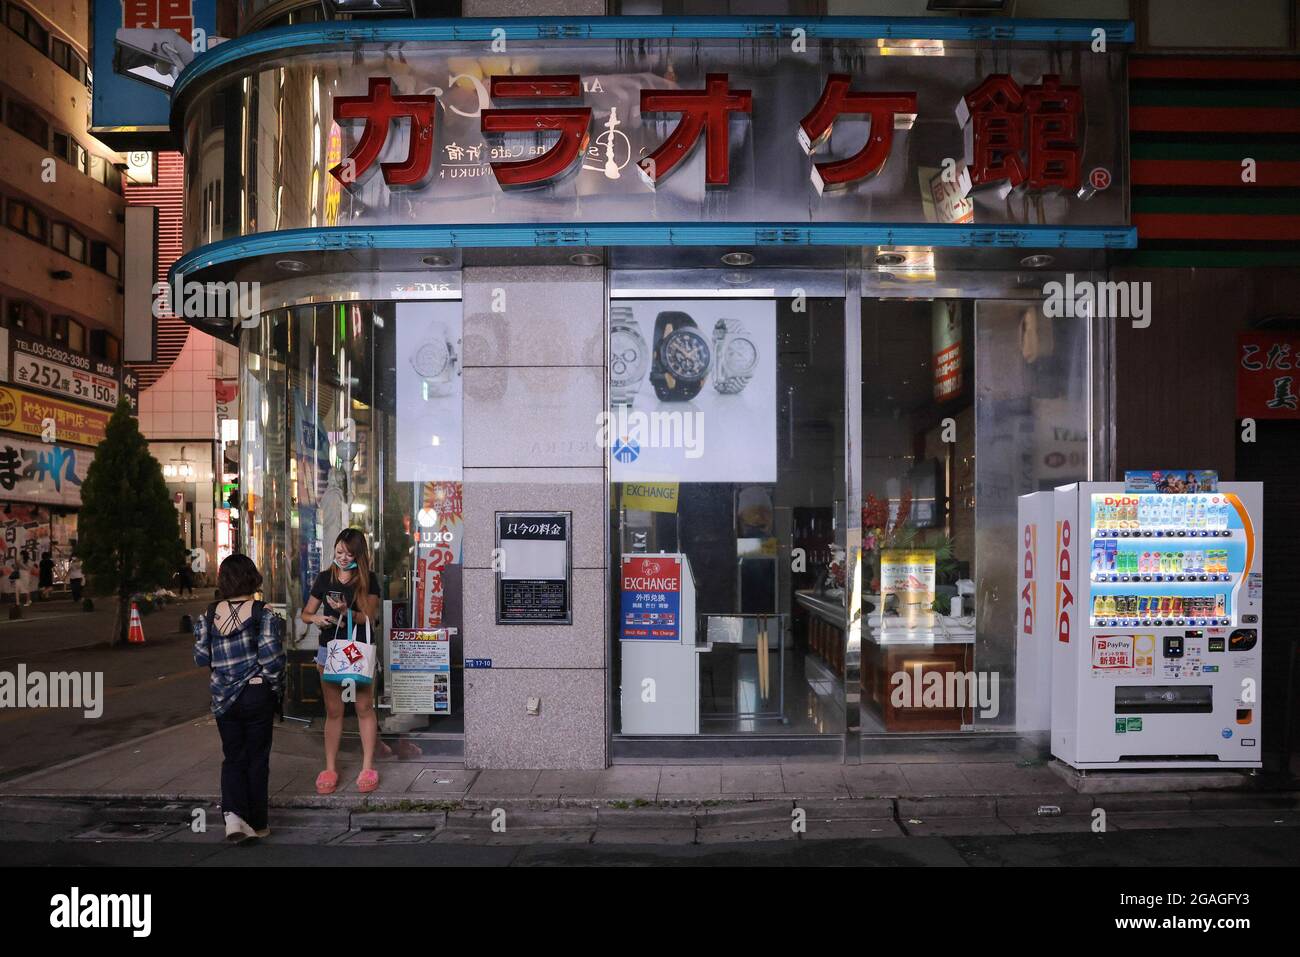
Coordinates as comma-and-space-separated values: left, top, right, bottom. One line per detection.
333, 71, 1083, 194
175, 39, 1129, 248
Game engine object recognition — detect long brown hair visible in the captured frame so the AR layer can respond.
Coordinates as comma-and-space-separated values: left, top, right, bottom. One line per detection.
331, 527, 373, 590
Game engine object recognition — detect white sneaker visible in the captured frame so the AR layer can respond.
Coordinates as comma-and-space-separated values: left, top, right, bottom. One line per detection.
224, 812, 256, 843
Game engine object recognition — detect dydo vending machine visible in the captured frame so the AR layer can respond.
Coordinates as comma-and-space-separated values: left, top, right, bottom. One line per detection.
1038, 477, 1263, 769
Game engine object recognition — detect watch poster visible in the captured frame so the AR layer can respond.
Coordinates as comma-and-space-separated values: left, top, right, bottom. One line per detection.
389, 629, 452, 715
396, 301, 463, 482
496, 512, 572, 624
608, 299, 776, 484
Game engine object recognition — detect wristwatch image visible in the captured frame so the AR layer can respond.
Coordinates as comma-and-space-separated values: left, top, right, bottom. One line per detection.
609, 307, 649, 405
410, 321, 461, 398
711, 318, 758, 394
650, 311, 711, 401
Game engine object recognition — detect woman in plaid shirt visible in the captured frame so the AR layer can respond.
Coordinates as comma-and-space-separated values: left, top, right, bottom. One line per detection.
194, 554, 285, 843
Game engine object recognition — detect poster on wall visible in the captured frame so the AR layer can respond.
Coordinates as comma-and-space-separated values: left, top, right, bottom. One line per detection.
880, 549, 936, 630
1237, 332, 1300, 419
1, 504, 51, 569
608, 300, 776, 483
0, 437, 91, 507
91, 0, 220, 147
395, 302, 463, 482
495, 512, 571, 624
388, 629, 452, 715
414, 481, 462, 629
619, 555, 682, 641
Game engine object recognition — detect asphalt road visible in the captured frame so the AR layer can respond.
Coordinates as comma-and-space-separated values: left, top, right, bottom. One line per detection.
0, 598, 213, 782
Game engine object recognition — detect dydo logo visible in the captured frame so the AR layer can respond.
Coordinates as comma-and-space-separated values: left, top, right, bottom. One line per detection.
1054, 519, 1073, 644
1021, 522, 1038, 636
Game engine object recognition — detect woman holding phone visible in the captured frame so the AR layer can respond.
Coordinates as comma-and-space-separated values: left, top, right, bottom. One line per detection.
301, 528, 382, 794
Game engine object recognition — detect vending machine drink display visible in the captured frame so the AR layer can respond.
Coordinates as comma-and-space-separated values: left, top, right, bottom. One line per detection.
1048, 481, 1263, 769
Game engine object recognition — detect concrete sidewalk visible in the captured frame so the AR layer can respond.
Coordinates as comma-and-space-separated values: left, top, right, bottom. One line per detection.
2, 715, 1293, 808
2, 718, 1298, 846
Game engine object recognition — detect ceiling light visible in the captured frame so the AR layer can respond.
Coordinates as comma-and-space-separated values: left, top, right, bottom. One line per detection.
874, 252, 907, 267
422, 254, 451, 267
569, 252, 602, 266
1020, 254, 1055, 269
275, 259, 309, 272
721, 251, 754, 266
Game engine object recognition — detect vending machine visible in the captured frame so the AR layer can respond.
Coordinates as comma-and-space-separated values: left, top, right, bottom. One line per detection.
1049, 480, 1263, 769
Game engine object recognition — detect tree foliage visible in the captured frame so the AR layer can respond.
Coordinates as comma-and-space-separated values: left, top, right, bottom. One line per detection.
78, 400, 184, 644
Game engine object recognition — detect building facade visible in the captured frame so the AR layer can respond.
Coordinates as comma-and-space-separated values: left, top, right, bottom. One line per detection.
162, 0, 1299, 772
0, 0, 131, 586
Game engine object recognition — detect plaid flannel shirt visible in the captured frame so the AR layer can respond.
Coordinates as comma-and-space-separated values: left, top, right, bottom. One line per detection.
193, 604, 286, 717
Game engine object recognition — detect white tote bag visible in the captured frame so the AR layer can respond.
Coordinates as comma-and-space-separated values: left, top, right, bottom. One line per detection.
321, 610, 377, 686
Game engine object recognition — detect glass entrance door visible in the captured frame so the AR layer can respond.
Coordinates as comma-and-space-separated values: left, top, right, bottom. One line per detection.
855, 298, 1095, 744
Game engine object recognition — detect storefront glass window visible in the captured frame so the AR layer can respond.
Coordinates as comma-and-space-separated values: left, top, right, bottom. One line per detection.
611, 297, 847, 738
240, 300, 463, 734
857, 299, 1091, 736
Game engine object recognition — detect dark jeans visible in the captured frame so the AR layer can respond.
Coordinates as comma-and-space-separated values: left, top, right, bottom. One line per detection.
215, 680, 275, 831
70, 579, 82, 601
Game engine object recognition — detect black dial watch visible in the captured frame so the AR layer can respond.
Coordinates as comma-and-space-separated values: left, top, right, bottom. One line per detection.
650, 311, 711, 401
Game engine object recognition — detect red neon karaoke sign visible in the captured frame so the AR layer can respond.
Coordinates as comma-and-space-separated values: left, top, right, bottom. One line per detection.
330, 71, 1084, 194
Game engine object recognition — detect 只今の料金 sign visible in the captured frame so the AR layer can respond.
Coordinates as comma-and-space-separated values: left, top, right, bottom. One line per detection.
0, 387, 111, 448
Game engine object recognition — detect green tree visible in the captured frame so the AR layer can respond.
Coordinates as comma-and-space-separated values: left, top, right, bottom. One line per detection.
78, 400, 185, 646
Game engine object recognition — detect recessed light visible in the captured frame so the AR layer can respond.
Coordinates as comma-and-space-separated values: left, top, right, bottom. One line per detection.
721, 251, 754, 266
874, 252, 907, 267
569, 252, 602, 266
422, 254, 450, 267
1020, 254, 1054, 268
276, 259, 309, 273
721, 272, 753, 285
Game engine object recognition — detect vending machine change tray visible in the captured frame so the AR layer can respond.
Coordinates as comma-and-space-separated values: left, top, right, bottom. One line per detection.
1115, 685, 1213, 714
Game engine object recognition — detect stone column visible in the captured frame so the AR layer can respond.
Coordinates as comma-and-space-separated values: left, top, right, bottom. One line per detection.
460, 266, 608, 769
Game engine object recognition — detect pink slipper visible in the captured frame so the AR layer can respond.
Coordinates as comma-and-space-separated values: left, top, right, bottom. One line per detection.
357, 768, 380, 793
315, 770, 338, 795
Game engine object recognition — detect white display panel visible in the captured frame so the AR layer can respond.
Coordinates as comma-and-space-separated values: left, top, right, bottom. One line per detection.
395, 301, 463, 482
608, 299, 776, 483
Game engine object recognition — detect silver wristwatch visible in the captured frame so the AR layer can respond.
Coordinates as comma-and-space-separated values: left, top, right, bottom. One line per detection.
610, 307, 649, 405
711, 318, 758, 394
410, 322, 461, 398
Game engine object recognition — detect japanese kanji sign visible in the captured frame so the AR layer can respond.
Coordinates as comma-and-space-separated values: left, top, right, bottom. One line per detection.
330, 70, 1080, 196
1238, 332, 1300, 419
0, 387, 112, 448
177, 43, 1128, 242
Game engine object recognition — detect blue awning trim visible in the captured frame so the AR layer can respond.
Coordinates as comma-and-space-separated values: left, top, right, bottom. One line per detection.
170, 222, 1137, 281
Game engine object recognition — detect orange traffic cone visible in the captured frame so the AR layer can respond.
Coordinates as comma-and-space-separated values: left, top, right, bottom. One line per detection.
128, 602, 146, 644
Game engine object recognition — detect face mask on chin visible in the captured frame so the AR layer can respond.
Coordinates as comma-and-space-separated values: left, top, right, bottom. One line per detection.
334, 558, 358, 570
